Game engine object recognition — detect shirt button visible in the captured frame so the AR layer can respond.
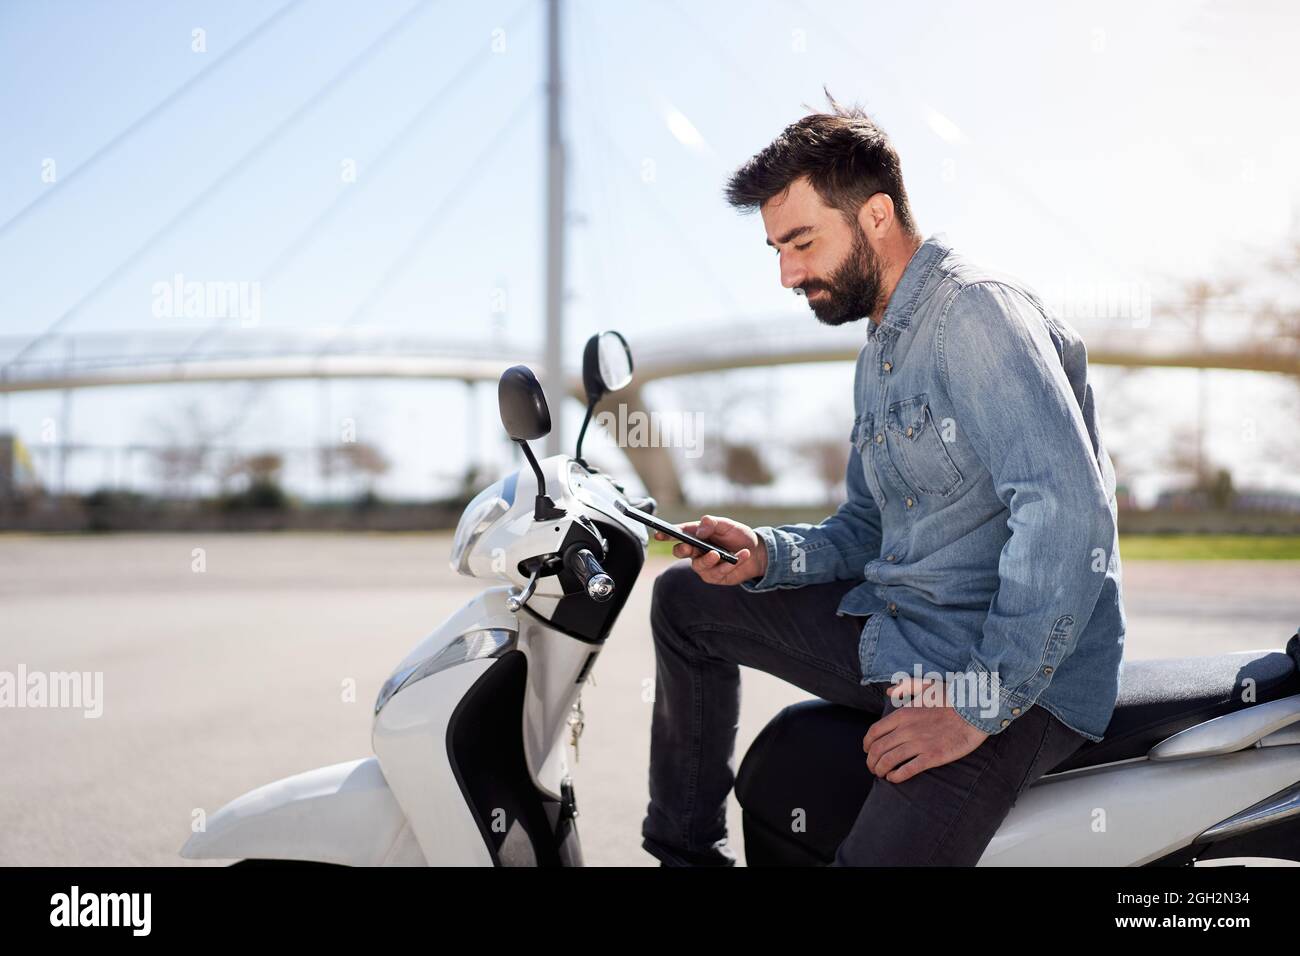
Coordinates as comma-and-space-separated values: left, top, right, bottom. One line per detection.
885, 554, 896, 562
905, 426, 913, 437
875, 433, 884, 444
882, 361, 892, 372
1011, 707, 1021, 716
905, 497, 914, 508
887, 602, 898, 616
1043, 666, 1053, 675
1000, 719, 1011, 728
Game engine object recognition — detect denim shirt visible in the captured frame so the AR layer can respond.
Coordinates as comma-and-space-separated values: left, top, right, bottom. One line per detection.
743, 234, 1126, 741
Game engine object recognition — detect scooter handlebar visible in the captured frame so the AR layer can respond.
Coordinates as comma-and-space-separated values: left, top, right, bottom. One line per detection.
563, 546, 615, 602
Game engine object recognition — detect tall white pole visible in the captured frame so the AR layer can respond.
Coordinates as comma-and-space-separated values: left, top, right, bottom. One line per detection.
543, 0, 565, 456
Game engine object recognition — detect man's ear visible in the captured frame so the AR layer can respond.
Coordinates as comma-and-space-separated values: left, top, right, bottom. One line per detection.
856, 193, 896, 238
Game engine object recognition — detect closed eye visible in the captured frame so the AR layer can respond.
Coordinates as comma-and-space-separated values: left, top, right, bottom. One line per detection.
772, 236, 814, 255
775, 241, 813, 256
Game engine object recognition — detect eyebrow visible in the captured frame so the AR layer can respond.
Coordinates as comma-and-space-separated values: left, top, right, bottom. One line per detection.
765, 225, 813, 248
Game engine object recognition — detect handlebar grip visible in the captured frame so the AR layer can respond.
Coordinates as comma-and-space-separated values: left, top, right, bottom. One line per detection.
564, 546, 615, 602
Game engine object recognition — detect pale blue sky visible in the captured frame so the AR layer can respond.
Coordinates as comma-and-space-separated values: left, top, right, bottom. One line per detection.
1, 0, 1297, 502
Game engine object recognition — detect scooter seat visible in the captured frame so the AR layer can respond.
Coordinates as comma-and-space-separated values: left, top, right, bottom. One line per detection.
1050, 647, 1299, 773
735, 644, 1300, 864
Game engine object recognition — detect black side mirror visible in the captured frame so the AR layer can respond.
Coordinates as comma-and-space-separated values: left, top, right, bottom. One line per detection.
498, 365, 564, 521
576, 331, 634, 463
498, 365, 552, 441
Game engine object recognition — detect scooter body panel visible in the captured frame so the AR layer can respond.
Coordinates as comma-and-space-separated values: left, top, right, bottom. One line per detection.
373, 657, 498, 866
516, 615, 599, 799
979, 743, 1300, 865
370, 584, 595, 862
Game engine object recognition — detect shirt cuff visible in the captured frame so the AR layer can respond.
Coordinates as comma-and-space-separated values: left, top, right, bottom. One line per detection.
739, 526, 782, 592
950, 662, 1035, 736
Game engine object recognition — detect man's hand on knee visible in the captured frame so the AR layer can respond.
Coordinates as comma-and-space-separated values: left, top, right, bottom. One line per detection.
654, 514, 767, 586
862, 676, 991, 783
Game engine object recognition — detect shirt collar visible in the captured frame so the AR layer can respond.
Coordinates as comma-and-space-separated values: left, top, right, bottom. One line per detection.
866, 233, 951, 341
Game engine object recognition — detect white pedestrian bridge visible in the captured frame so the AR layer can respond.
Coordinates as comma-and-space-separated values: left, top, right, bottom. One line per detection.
2, 318, 1293, 394
2, 320, 1294, 506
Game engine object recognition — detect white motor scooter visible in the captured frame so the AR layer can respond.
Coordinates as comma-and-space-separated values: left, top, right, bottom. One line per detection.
183, 330, 1300, 867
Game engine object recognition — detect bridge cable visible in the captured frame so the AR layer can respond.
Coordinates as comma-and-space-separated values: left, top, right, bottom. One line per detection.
176, 0, 537, 364
313, 91, 541, 359
0, 0, 306, 240
3, 0, 439, 373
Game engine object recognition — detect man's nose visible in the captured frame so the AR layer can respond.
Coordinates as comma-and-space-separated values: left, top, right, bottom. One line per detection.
780, 255, 806, 290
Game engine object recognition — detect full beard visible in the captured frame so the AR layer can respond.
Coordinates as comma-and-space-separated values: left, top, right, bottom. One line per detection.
799, 228, 884, 327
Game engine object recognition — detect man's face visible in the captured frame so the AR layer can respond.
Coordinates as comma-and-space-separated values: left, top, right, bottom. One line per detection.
760, 177, 884, 326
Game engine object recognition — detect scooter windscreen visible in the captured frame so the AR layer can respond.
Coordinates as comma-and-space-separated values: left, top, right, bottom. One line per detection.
450, 473, 518, 574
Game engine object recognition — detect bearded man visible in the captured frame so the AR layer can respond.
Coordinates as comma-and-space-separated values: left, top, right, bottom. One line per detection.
640, 95, 1126, 867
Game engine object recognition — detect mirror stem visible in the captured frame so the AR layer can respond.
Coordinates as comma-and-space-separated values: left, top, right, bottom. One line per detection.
517, 439, 566, 521
574, 398, 597, 466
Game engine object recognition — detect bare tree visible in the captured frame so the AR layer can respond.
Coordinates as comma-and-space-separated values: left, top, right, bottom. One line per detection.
320, 441, 390, 499
1143, 221, 1300, 494
220, 452, 289, 510
145, 386, 265, 498
147, 402, 215, 498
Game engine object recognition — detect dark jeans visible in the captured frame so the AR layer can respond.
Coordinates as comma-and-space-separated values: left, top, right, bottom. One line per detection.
641, 564, 1088, 866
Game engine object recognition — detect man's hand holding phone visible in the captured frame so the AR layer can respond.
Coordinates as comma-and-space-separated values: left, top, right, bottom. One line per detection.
656, 515, 768, 586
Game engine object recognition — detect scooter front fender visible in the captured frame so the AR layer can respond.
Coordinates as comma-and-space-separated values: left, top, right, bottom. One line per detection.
181, 757, 425, 866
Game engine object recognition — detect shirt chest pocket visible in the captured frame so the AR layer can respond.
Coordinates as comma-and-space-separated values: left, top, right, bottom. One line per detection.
884, 395, 963, 497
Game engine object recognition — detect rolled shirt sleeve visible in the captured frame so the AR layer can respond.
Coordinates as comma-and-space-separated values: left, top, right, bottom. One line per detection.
937, 282, 1117, 735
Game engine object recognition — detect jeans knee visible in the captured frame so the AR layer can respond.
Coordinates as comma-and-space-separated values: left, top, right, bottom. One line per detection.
652, 561, 698, 609
651, 562, 712, 636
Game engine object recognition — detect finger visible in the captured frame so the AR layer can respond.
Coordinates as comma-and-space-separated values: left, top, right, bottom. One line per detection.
710, 552, 752, 586
873, 740, 924, 779
717, 548, 759, 580
672, 542, 701, 560
699, 513, 734, 536
886, 753, 934, 784
866, 726, 907, 774
865, 720, 913, 773
691, 550, 721, 573
863, 709, 901, 747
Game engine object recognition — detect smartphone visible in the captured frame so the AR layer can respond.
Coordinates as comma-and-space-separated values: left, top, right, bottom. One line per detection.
615, 501, 739, 565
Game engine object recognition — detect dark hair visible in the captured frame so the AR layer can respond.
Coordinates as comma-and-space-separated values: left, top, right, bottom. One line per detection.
725, 90, 917, 236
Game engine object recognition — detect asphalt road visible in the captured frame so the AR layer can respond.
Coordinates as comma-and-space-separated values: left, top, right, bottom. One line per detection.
1, 533, 1296, 866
